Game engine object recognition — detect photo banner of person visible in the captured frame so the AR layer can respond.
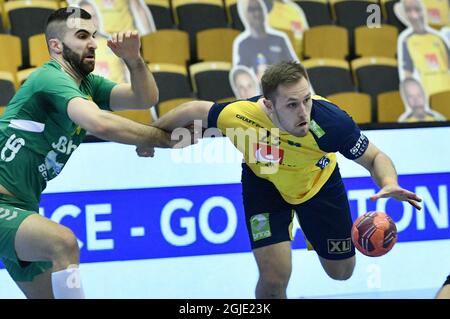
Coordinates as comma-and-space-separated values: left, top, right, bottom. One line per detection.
69, 0, 156, 35
395, 0, 450, 101
229, 65, 261, 99
263, 0, 309, 58
398, 77, 446, 122
232, 0, 299, 82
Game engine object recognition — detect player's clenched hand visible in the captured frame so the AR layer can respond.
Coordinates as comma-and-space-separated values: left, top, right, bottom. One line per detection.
370, 184, 422, 210
136, 146, 155, 157
107, 31, 141, 61
170, 124, 202, 149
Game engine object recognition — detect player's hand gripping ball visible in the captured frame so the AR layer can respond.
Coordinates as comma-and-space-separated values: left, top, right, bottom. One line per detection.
351, 211, 397, 257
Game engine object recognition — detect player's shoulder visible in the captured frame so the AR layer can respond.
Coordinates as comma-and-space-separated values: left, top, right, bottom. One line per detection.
214, 95, 260, 109
208, 96, 261, 127
311, 95, 352, 123
31, 60, 74, 85
310, 95, 357, 136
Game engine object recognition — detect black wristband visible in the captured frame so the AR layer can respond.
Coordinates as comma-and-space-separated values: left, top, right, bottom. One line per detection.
444, 275, 450, 286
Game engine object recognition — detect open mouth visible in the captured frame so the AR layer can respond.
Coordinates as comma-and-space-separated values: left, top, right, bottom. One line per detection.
84, 54, 95, 61
296, 121, 307, 127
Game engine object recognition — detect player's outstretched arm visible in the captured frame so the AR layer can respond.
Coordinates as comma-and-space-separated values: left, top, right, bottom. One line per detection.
152, 100, 214, 132
353, 142, 422, 210
68, 97, 171, 149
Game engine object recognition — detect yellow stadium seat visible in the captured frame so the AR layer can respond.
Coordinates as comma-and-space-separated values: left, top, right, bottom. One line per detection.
29, 33, 49, 67
113, 110, 153, 125
196, 28, 240, 63
327, 92, 372, 124
157, 97, 195, 116
430, 91, 450, 119
303, 25, 349, 60
355, 24, 398, 58
377, 90, 405, 123
141, 30, 190, 66
0, 34, 22, 74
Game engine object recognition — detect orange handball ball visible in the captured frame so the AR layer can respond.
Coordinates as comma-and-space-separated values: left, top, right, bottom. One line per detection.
351, 211, 397, 257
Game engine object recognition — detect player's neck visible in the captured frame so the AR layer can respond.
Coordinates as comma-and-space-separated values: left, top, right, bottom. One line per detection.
259, 98, 278, 127
51, 57, 83, 86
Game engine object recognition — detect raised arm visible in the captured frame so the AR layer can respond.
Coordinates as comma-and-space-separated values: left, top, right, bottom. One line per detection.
354, 142, 422, 210
67, 97, 170, 149
107, 31, 159, 110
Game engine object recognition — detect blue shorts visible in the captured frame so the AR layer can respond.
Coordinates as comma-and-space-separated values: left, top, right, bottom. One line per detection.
241, 164, 355, 260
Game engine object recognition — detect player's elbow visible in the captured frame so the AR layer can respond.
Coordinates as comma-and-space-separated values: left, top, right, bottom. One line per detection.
86, 112, 114, 138
140, 87, 159, 109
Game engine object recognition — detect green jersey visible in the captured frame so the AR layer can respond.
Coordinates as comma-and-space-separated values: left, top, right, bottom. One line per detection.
0, 60, 116, 211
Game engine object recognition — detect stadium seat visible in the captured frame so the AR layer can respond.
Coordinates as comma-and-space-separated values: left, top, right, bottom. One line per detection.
327, 92, 372, 124
145, 0, 175, 29
303, 25, 349, 60
351, 57, 399, 122
303, 58, 355, 96
382, 0, 406, 32
113, 110, 153, 125
29, 33, 49, 67
332, 0, 378, 58
189, 61, 234, 101
196, 28, 240, 63
4, 0, 58, 68
0, 34, 22, 74
157, 97, 195, 116
430, 91, 450, 120
0, 9, 5, 33
148, 63, 193, 103
141, 30, 190, 66
354, 25, 398, 58
0, 71, 15, 106
377, 90, 405, 123
225, 0, 243, 30
172, 0, 228, 60
294, 0, 333, 27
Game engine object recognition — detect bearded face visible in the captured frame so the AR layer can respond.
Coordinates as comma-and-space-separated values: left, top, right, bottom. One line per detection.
62, 42, 96, 77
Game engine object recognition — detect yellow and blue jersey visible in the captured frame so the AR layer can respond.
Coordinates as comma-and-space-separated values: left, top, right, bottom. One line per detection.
207, 96, 369, 205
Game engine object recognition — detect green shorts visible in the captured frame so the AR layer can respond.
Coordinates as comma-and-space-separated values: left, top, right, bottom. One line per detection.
0, 195, 52, 282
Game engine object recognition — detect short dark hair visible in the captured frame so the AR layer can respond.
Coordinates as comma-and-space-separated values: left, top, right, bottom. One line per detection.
45, 7, 92, 42
261, 61, 309, 100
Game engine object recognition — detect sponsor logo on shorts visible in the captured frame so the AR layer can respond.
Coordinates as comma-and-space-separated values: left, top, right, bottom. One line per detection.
250, 213, 271, 241
327, 238, 352, 254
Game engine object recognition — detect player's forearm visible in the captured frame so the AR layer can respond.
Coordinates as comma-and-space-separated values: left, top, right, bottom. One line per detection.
124, 57, 159, 107
92, 111, 171, 148
152, 101, 208, 131
370, 152, 399, 188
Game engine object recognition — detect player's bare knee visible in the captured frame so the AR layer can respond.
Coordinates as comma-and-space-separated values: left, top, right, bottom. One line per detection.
325, 265, 354, 281
50, 226, 79, 262
259, 271, 290, 290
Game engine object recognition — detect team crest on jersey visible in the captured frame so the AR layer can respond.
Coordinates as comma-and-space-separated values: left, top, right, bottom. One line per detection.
253, 143, 284, 164
315, 156, 330, 169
